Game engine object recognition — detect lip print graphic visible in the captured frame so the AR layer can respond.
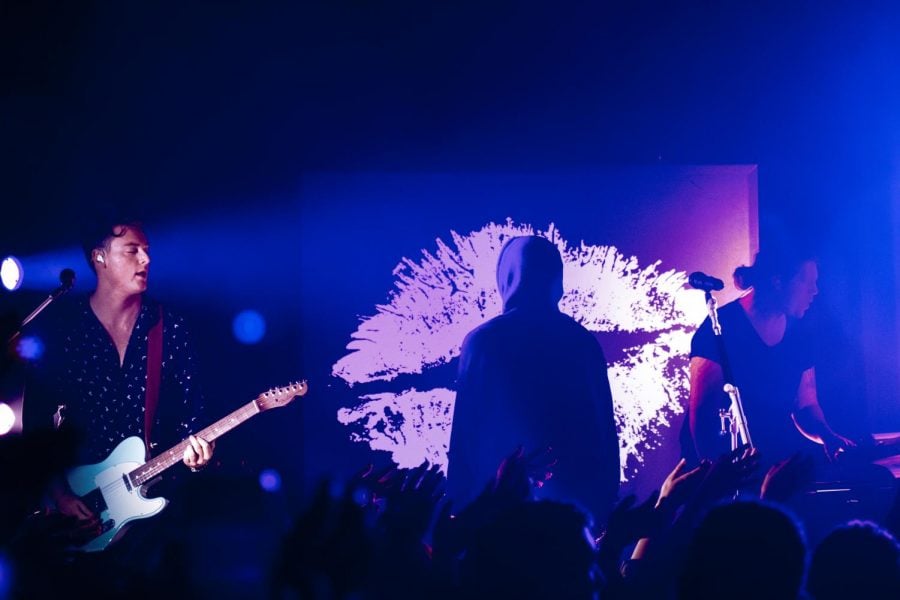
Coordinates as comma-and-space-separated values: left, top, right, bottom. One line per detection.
333, 220, 706, 480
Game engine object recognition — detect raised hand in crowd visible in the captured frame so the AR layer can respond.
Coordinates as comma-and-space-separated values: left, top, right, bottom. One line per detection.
614, 457, 712, 599
433, 446, 556, 569
760, 452, 816, 503
367, 462, 450, 599
453, 445, 556, 525
656, 457, 712, 512
598, 492, 661, 570
603, 492, 661, 551
451, 447, 555, 535
487, 445, 556, 501
349, 462, 400, 508
616, 449, 762, 598
628, 458, 712, 564
379, 462, 445, 547
690, 445, 760, 508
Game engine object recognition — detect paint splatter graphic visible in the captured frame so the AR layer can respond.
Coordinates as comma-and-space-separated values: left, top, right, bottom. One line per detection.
337, 388, 456, 470
333, 220, 707, 479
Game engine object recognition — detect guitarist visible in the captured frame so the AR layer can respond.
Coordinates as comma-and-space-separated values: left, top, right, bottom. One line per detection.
23, 218, 214, 559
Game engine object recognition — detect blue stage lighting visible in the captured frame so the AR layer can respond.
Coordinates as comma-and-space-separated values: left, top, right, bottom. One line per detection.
232, 310, 266, 345
16, 336, 45, 362
258, 468, 282, 493
351, 486, 371, 507
1, 256, 23, 291
0, 553, 11, 598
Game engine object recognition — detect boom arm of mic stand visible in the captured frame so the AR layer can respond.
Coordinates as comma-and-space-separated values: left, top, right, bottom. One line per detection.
6, 283, 73, 346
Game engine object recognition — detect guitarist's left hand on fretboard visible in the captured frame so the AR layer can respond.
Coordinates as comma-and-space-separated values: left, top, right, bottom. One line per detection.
183, 434, 215, 471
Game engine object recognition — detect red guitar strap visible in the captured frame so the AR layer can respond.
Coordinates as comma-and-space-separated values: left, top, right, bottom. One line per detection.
144, 305, 163, 456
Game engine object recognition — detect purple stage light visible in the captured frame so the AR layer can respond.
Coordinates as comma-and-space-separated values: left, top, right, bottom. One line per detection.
0, 552, 11, 597
15, 336, 44, 361
258, 468, 282, 493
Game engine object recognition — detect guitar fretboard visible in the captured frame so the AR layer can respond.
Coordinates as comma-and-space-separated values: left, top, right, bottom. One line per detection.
129, 400, 261, 486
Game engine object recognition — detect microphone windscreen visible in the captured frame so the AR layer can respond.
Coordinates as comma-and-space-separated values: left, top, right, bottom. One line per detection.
688, 271, 724, 291
60, 268, 76, 287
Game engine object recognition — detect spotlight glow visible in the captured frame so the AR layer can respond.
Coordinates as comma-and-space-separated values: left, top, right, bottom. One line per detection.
16, 336, 44, 361
258, 468, 282, 493
0, 403, 16, 436
233, 310, 266, 345
1, 256, 23, 291
0, 553, 11, 598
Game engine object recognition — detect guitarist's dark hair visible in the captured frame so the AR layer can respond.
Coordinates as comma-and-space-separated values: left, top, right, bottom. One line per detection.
80, 214, 145, 273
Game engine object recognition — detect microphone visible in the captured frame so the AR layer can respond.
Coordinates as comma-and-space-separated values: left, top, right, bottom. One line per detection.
689, 271, 724, 292
60, 268, 75, 288
51, 268, 76, 299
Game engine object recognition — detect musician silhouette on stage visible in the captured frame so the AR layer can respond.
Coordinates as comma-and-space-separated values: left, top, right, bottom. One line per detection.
447, 235, 620, 525
685, 241, 854, 467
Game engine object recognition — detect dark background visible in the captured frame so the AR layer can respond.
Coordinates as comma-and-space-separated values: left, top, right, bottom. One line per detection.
2, 0, 899, 590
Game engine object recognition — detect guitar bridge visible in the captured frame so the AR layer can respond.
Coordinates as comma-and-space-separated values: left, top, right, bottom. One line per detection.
81, 488, 108, 517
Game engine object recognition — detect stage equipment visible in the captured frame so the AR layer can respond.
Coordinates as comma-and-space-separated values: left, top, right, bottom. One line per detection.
690, 272, 753, 452
6, 268, 75, 345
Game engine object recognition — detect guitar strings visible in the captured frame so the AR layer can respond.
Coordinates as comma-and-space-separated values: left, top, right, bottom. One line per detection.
100, 397, 271, 491
131, 402, 261, 483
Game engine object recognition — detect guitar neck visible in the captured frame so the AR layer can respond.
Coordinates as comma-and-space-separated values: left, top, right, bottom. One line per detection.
130, 399, 261, 486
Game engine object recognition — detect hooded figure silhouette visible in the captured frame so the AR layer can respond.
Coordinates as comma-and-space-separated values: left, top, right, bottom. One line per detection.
447, 235, 620, 523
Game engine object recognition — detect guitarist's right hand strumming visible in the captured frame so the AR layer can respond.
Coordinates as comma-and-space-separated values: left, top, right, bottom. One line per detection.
48, 479, 102, 544
50, 479, 95, 521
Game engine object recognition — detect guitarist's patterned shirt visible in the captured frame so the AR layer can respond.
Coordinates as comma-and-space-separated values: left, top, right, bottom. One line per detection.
24, 295, 206, 465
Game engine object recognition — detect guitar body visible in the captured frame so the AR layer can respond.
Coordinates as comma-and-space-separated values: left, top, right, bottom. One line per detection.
63, 380, 306, 552
66, 436, 168, 552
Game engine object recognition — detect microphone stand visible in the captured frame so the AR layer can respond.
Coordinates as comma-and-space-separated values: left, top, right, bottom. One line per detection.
704, 290, 753, 452
6, 270, 75, 346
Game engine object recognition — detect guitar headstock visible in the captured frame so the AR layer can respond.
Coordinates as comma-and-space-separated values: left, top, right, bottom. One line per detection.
256, 380, 308, 411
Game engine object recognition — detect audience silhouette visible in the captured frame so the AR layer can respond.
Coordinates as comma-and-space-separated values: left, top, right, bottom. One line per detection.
4, 425, 900, 598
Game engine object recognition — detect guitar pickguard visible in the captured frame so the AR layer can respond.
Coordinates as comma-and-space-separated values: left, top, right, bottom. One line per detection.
66, 436, 168, 552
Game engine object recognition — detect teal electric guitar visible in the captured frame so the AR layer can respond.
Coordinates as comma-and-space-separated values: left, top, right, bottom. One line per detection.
65, 381, 307, 552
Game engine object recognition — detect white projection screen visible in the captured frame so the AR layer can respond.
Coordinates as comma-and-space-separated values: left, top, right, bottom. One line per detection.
300, 165, 759, 498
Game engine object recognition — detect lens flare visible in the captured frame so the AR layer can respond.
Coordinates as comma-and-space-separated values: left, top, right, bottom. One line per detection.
258, 468, 282, 493
232, 310, 266, 345
1, 256, 23, 291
